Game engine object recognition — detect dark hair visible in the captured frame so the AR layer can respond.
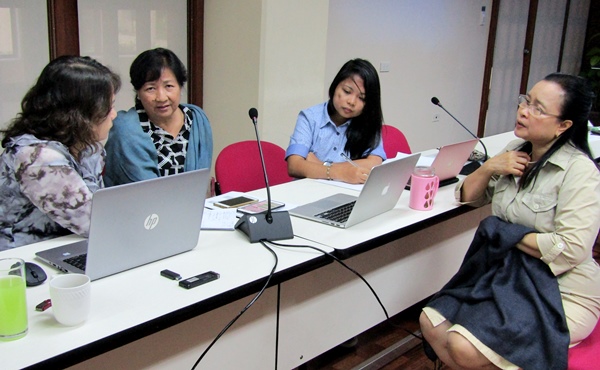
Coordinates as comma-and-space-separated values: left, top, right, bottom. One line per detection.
519, 72, 597, 189
1, 55, 121, 158
327, 58, 383, 159
129, 48, 187, 101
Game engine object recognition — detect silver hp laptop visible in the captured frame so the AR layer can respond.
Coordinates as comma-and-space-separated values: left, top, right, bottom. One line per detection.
290, 153, 420, 228
407, 139, 478, 189
36, 169, 210, 280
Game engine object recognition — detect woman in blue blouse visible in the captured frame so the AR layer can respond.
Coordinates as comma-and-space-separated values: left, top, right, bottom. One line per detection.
285, 59, 386, 184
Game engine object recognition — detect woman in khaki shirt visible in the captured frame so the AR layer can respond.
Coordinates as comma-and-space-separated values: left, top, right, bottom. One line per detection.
421, 73, 600, 369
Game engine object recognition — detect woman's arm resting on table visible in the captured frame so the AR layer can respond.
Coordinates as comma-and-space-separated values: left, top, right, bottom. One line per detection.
287, 153, 381, 184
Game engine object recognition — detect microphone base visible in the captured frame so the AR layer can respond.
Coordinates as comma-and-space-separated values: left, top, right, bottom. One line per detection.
235, 211, 294, 243
460, 161, 482, 176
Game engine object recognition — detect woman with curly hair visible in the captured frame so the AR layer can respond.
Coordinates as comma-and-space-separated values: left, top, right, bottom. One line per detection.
0, 55, 121, 250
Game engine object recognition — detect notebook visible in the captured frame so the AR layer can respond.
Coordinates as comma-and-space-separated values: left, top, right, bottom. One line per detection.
36, 168, 210, 280
289, 153, 420, 228
406, 138, 478, 189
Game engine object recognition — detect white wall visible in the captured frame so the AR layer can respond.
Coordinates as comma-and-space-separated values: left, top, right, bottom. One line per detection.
325, 0, 491, 152
259, 1, 329, 147
0, 0, 49, 132
205, 0, 493, 156
204, 0, 493, 158
78, 0, 188, 113
203, 0, 329, 166
204, 0, 589, 161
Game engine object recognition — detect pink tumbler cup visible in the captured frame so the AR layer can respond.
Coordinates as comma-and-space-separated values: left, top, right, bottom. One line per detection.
409, 166, 439, 211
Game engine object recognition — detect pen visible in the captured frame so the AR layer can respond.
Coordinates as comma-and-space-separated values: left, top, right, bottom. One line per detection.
340, 152, 359, 167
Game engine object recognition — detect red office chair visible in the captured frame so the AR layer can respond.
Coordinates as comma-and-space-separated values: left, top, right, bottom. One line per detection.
382, 124, 411, 158
568, 320, 600, 369
215, 140, 293, 195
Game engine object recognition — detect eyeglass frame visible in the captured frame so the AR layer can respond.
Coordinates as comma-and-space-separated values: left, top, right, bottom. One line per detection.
517, 94, 562, 118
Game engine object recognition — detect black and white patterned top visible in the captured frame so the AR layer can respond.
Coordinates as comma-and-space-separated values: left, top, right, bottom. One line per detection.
138, 104, 192, 177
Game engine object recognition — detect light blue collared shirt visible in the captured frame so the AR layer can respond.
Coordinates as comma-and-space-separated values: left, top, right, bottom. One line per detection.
285, 102, 386, 163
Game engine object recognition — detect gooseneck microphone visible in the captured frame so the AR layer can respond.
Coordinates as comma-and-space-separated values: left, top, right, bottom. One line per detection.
234, 108, 294, 243
248, 108, 274, 222
431, 97, 488, 173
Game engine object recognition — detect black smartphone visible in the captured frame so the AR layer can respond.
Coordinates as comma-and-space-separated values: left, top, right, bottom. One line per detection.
213, 196, 258, 209
179, 271, 220, 289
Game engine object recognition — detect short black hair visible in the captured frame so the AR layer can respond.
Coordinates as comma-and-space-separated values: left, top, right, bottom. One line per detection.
129, 48, 187, 91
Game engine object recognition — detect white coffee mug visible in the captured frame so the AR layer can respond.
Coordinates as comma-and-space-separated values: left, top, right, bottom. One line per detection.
49, 274, 91, 326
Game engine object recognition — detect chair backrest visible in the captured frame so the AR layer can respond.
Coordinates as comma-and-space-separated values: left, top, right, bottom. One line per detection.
382, 124, 411, 158
215, 140, 293, 194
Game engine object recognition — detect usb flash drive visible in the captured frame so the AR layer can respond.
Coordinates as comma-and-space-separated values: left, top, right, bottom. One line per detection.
179, 271, 220, 289
160, 269, 182, 281
36, 299, 52, 312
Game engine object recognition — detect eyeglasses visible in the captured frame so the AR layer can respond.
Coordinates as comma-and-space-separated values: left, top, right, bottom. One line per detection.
518, 95, 561, 118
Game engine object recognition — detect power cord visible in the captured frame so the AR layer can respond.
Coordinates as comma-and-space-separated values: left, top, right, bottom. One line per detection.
266, 241, 389, 319
267, 240, 426, 343
191, 240, 278, 370
191, 239, 425, 369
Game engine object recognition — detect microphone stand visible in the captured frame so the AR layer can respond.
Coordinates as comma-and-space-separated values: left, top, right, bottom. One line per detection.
253, 118, 273, 223
431, 97, 488, 175
234, 109, 294, 243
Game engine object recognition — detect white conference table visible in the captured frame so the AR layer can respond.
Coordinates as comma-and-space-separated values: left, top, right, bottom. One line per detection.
3, 131, 599, 369
1, 231, 331, 369
278, 130, 600, 255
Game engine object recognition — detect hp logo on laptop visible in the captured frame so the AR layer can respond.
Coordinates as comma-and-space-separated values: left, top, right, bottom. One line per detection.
144, 214, 160, 230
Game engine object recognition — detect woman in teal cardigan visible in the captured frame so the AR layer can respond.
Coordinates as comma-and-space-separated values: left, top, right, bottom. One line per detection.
104, 48, 212, 186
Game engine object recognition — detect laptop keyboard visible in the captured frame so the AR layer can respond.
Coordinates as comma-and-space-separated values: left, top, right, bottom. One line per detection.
64, 254, 87, 270
315, 201, 356, 223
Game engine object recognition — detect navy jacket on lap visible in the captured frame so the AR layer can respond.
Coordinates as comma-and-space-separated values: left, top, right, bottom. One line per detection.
427, 216, 569, 370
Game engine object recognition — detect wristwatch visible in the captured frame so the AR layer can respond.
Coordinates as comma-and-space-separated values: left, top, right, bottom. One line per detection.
323, 162, 332, 180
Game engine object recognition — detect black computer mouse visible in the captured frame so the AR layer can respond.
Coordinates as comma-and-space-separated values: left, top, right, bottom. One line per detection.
25, 262, 47, 287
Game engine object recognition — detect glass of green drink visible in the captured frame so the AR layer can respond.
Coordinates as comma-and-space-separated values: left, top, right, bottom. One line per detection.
0, 258, 28, 341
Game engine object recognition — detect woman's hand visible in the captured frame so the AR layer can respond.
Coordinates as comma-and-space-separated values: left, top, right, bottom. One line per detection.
460, 150, 530, 203
330, 163, 371, 184
305, 153, 369, 183
287, 153, 381, 184
482, 151, 531, 177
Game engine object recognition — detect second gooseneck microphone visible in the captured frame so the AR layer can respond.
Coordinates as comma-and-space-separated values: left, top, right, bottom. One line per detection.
431, 97, 489, 165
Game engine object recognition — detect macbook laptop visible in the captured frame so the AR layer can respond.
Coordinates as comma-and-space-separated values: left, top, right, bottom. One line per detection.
290, 153, 420, 228
36, 168, 210, 280
406, 139, 478, 189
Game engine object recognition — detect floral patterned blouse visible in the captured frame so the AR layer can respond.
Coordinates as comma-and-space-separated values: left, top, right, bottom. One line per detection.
0, 134, 104, 250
